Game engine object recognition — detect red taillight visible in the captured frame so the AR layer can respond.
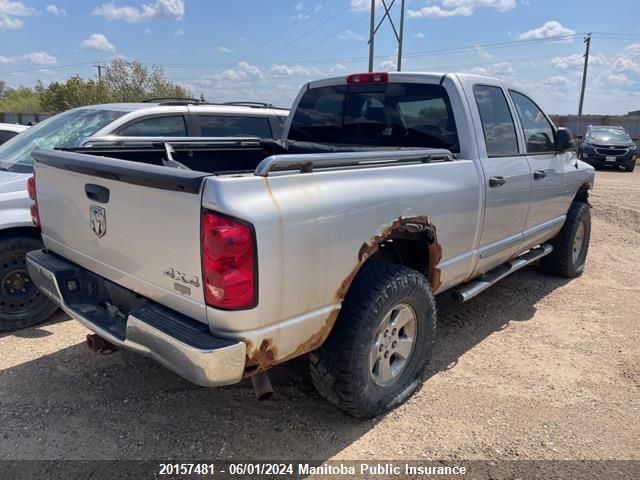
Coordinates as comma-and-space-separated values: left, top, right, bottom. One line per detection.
27, 175, 40, 229
201, 211, 256, 310
346, 72, 389, 84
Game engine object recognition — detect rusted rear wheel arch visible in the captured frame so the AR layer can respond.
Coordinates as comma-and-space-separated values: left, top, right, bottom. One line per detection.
338, 215, 443, 302
243, 216, 442, 375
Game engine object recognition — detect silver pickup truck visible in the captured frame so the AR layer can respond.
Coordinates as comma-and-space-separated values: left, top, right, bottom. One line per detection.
26, 72, 594, 418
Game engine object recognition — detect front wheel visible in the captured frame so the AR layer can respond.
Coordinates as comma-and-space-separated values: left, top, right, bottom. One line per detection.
0, 235, 58, 331
540, 202, 591, 278
625, 162, 636, 172
309, 261, 437, 418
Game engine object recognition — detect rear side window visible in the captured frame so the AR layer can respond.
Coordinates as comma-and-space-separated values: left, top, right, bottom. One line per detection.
197, 115, 272, 138
0, 130, 17, 144
509, 91, 555, 153
288, 83, 459, 151
473, 85, 519, 156
118, 115, 187, 137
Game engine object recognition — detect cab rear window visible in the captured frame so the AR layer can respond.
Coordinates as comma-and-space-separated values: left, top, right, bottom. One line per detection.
288, 82, 459, 151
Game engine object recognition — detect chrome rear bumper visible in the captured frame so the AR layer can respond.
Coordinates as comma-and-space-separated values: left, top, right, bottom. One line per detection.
26, 250, 246, 387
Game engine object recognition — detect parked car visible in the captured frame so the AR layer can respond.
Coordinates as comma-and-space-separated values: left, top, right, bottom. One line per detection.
578, 125, 638, 172
26, 72, 593, 418
0, 123, 28, 145
0, 101, 288, 331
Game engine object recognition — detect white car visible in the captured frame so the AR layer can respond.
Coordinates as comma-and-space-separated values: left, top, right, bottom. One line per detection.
0, 123, 28, 145
0, 100, 288, 331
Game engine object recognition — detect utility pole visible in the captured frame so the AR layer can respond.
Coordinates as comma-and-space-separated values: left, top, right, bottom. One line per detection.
94, 63, 106, 81
577, 33, 591, 132
367, 0, 406, 72
368, 0, 375, 72
397, 0, 405, 71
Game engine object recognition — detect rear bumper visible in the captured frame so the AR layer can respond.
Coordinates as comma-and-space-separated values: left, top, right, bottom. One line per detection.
26, 249, 246, 387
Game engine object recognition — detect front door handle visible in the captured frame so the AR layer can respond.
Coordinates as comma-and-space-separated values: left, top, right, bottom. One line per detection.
534, 170, 547, 180
489, 176, 506, 187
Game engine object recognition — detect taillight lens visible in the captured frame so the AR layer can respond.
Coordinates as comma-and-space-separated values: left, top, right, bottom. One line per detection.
27, 175, 40, 229
201, 211, 256, 310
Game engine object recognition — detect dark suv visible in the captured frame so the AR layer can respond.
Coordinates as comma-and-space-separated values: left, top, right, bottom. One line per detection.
579, 125, 638, 172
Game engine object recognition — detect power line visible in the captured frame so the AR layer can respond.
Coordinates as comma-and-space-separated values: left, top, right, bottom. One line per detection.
236, 0, 333, 63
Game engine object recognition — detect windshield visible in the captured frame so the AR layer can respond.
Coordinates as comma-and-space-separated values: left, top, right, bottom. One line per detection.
288, 82, 459, 151
586, 127, 631, 144
0, 108, 126, 173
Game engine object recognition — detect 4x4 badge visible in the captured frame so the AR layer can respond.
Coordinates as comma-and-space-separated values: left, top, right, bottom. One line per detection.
89, 205, 107, 238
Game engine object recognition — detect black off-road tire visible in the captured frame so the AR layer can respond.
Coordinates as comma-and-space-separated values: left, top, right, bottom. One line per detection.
309, 261, 437, 418
625, 163, 636, 172
0, 235, 58, 331
540, 202, 591, 278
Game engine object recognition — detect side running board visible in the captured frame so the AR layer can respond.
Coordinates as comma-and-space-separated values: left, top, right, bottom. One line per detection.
452, 244, 553, 303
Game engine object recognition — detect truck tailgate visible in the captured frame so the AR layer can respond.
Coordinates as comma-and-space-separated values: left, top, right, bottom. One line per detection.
33, 150, 211, 323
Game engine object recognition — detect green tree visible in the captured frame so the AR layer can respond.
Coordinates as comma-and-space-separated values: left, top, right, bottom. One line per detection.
38, 59, 190, 112
104, 59, 189, 102
0, 85, 41, 112
39, 76, 112, 111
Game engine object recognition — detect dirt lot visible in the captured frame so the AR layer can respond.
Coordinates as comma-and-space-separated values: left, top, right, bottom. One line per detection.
1, 170, 638, 464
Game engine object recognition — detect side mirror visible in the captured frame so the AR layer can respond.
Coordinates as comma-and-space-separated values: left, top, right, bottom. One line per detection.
556, 127, 576, 153
632, 137, 638, 142
576, 135, 583, 140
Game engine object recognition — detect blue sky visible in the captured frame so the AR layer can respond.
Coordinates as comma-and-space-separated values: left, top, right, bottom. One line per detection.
1, 0, 639, 114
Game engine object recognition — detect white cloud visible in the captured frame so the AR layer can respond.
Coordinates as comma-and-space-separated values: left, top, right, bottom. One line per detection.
350, 0, 381, 11
517, 21, 575, 40
206, 62, 264, 82
551, 52, 606, 69
466, 62, 514, 77
473, 45, 493, 59
0, 0, 35, 30
173, 28, 184, 36
0, 51, 57, 65
94, 0, 184, 23
217, 46, 233, 53
409, 0, 515, 18
543, 75, 573, 90
330, 63, 347, 72
46, 4, 67, 17
81, 33, 116, 53
610, 43, 640, 75
606, 73, 634, 87
22, 51, 57, 65
413, 32, 425, 39
270, 64, 321, 76
339, 29, 367, 42
294, 2, 303, 10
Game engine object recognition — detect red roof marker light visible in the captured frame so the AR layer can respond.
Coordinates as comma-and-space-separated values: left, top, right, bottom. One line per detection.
346, 72, 389, 84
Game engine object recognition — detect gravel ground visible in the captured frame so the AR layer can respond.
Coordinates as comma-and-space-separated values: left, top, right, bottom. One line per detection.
0, 170, 638, 465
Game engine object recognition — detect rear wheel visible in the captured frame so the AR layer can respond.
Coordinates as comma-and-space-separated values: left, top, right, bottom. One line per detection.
309, 261, 437, 418
0, 235, 58, 331
540, 202, 591, 278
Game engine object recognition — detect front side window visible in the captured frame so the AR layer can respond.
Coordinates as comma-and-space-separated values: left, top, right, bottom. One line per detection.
473, 85, 519, 157
288, 82, 459, 151
117, 115, 187, 137
197, 115, 272, 137
509, 91, 555, 153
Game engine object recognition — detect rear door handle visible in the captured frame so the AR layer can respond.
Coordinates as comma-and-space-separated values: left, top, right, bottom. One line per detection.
534, 170, 547, 180
489, 176, 506, 187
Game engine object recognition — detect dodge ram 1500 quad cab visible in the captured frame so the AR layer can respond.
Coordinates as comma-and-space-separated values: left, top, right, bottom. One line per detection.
26, 72, 594, 418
